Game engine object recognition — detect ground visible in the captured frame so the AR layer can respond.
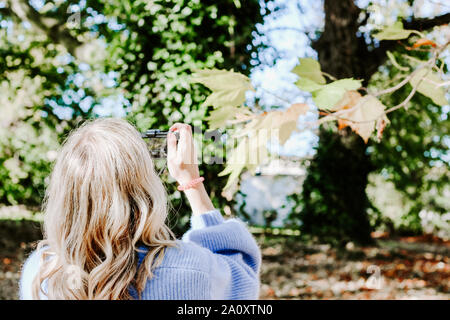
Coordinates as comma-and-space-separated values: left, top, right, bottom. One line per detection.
257, 234, 449, 299
0, 219, 448, 300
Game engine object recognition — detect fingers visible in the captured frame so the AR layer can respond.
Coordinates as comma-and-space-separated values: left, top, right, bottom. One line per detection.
169, 123, 192, 133
168, 123, 194, 164
167, 131, 178, 163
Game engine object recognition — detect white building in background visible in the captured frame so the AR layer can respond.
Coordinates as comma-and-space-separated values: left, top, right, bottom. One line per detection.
235, 157, 307, 227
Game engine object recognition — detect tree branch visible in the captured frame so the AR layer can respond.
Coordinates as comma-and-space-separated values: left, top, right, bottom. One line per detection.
404, 13, 450, 31
7, 0, 81, 55
367, 12, 450, 81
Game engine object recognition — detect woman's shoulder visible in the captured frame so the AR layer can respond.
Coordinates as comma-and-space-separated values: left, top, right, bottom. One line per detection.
138, 241, 213, 274
20, 246, 50, 299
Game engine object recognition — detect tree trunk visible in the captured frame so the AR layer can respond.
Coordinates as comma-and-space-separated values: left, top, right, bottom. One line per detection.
300, 0, 375, 245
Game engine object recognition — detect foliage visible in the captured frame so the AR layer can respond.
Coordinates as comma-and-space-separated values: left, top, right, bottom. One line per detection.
0, 18, 80, 206
369, 49, 450, 233
192, 23, 448, 194
88, 0, 264, 234
1, 0, 449, 245
192, 17, 449, 243
0, 0, 264, 235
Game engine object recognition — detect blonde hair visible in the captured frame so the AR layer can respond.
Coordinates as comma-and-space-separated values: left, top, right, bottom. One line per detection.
32, 117, 176, 299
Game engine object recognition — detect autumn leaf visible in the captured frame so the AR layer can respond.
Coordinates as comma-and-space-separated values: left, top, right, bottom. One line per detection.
219, 138, 249, 191
376, 116, 389, 140
292, 58, 362, 109
219, 103, 309, 192
412, 38, 437, 48
409, 68, 448, 106
191, 69, 254, 108
220, 162, 246, 191
312, 79, 362, 109
206, 105, 252, 129
337, 95, 387, 143
296, 76, 362, 110
331, 90, 362, 111
292, 58, 326, 84
242, 103, 309, 145
332, 91, 363, 130
276, 103, 310, 144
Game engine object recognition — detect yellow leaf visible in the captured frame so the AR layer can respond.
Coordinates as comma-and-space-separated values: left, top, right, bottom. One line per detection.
409, 68, 448, 106
257, 103, 309, 145
331, 90, 362, 111
191, 69, 253, 108
206, 106, 252, 129
338, 95, 387, 143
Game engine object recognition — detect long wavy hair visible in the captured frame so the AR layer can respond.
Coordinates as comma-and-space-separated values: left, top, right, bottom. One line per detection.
32, 118, 176, 299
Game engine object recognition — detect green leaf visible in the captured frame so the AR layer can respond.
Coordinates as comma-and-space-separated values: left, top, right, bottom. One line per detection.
220, 162, 246, 191
219, 138, 248, 190
373, 21, 415, 40
312, 79, 362, 109
191, 69, 253, 108
292, 58, 326, 84
409, 68, 448, 107
295, 77, 324, 92
206, 106, 250, 129
338, 95, 387, 143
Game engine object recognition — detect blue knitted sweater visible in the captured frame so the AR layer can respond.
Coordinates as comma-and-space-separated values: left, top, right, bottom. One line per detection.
19, 210, 261, 299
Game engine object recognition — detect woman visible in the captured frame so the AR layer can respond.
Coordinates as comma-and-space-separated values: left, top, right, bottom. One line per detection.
19, 118, 261, 300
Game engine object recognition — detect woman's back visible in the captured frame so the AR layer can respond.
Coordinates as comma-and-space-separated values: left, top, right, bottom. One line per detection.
18, 119, 261, 299
20, 210, 261, 300
130, 211, 260, 300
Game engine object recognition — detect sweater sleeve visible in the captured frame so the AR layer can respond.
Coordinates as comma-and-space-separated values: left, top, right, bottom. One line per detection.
19, 248, 48, 300
182, 210, 261, 299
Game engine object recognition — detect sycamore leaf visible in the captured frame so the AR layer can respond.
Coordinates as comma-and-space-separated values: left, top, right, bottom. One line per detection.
295, 77, 324, 92
276, 103, 310, 144
206, 106, 252, 129
312, 79, 362, 109
409, 68, 448, 106
240, 103, 309, 145
338, 95, 387, 143
331, 91, 363, 129
219, 138, 249, 191
292, 58, 326, 84
220, 162, 246, 191
376, 116, 390, 140
278, 120, 298, 144
219, 103, 310, 192
191, 69, 253, 108
373, 21, 415, 40
331, 90, 362, 112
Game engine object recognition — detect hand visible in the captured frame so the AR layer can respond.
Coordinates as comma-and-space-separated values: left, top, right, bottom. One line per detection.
167, 123, 215, 215
167, 123, 200, 185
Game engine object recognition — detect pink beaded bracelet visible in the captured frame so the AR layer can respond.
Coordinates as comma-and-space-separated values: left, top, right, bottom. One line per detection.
177, 177, 205, 191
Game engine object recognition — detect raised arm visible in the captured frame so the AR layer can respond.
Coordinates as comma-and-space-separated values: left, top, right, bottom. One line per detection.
167, 123, 214, 216
182, 210, 261, 299
166, 123, 261, 299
